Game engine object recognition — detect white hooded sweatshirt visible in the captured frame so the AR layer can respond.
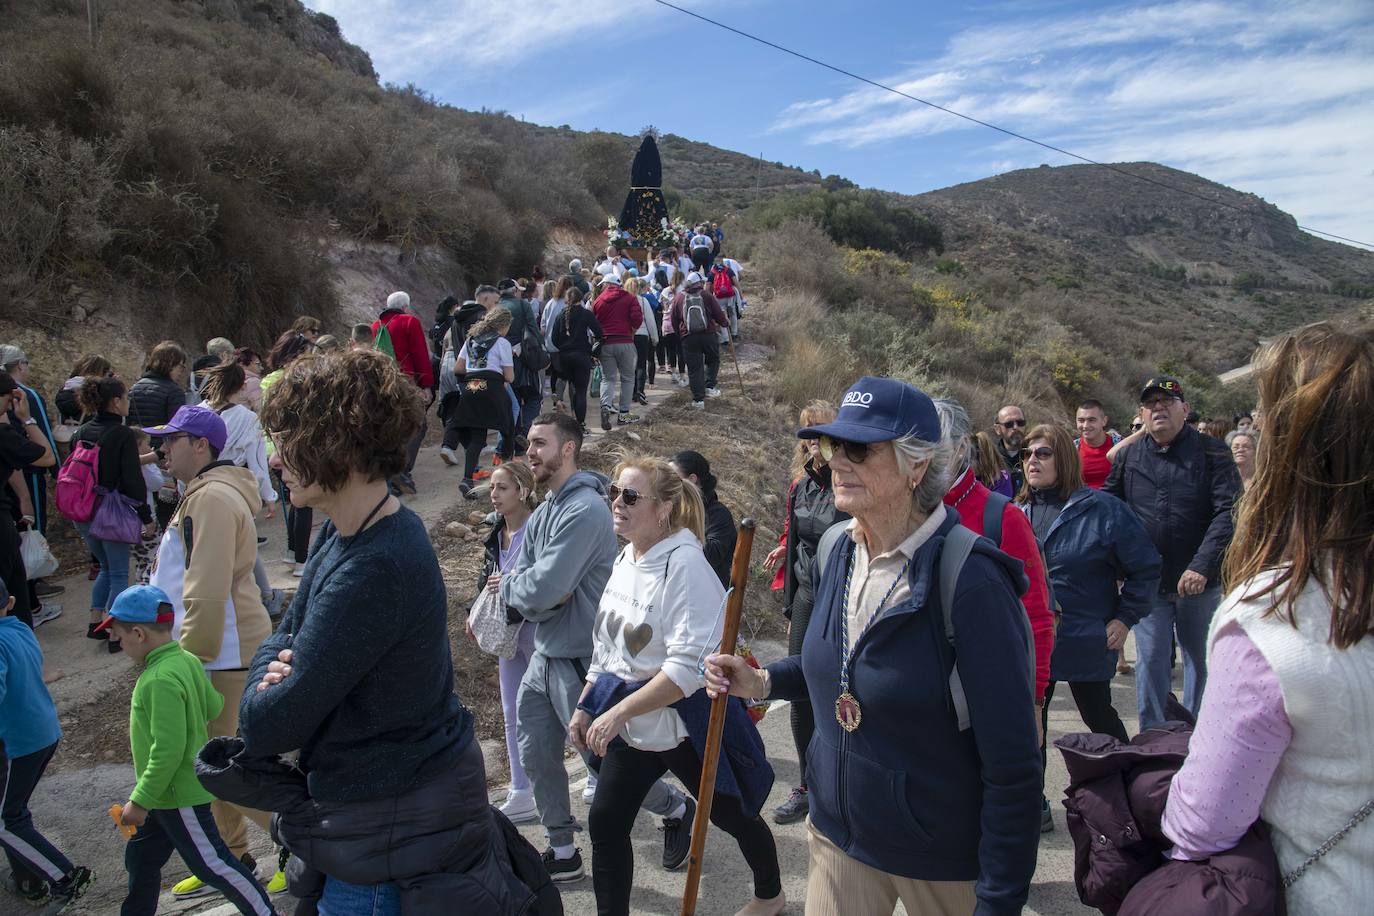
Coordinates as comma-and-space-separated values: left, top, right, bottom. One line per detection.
588, 527, 726, 751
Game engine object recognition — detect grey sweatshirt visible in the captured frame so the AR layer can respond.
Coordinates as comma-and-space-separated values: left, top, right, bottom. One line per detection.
500, 470, 617, 660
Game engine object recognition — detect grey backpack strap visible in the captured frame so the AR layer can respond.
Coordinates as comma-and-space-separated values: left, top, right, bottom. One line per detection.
940, 526, 978, 731
982, 491, 1009, 547
814, 520, 850, 585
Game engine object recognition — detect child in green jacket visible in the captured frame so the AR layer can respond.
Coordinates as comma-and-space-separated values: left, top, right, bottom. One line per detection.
100, 585, 275, 916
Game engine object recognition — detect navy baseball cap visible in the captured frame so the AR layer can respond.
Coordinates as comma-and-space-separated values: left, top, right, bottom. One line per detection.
144, 405, 227, 451
799, 376, 942, 444
94, 585, 176, 633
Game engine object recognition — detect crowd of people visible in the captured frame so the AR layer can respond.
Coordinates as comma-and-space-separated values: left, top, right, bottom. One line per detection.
0, 250, 1369, 916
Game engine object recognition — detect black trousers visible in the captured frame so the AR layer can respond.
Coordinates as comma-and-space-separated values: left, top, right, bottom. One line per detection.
2, 741, 73, 884
273, 471, 313, 564
123, 805, 272, 916
633, 335, 655, 397
787, 576, 817, 789
681, 332, 720, 401
560, 350, 593, 426
1040, 679, 1129, 768
0, 518, 32, 627
589, 740, 781, 916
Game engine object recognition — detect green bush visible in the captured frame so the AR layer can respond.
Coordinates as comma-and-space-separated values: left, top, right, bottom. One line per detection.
748, 187, 943, 255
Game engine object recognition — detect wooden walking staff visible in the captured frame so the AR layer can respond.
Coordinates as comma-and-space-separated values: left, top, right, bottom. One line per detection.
680, 518, 756, 916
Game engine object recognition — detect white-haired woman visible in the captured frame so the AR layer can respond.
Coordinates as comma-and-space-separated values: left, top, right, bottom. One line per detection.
706, 377, 1042, 915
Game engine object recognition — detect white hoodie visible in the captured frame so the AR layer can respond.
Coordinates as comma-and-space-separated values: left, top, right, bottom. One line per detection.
588, 527, 726, 751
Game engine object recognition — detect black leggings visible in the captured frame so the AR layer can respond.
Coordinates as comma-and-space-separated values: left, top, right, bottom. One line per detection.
589, 739, 781, 915
633, 335, 654, 397
274, 472, 313, 564
1040, 679, 1128, 768
560, 350, 593, 426
787, 584, 816, 789
658, 333, 684, 373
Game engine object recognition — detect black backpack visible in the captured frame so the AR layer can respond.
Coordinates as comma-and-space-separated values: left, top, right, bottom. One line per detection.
490, 806, 563, 914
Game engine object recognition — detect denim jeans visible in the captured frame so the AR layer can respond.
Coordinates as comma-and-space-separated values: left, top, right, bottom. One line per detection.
76, 522, 131, 612
494, 383, 521, 455
1134, 587, 1221, 729
318, 877, 401, 916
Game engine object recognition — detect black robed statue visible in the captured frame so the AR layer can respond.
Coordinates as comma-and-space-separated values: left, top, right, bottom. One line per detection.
618, 134, 670, 240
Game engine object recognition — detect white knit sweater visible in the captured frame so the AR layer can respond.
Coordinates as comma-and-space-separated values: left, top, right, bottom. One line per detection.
1214, 569, 1374, 914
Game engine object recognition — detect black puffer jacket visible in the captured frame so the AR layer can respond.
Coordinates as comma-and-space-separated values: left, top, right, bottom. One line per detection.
197, 736, 561, 915
703, 491, 737, 587
781, 460, 848, 620
127, 372, 185, 435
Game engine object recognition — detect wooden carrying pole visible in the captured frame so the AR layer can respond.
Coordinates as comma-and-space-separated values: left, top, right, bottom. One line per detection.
680, 518, 756, 916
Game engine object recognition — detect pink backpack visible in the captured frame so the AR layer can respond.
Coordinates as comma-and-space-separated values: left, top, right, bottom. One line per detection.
55, 433, 105, 523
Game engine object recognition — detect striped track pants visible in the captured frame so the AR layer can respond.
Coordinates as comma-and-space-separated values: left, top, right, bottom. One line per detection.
122, 804, 273, 916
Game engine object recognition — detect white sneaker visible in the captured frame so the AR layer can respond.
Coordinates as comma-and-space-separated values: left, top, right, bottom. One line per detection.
499, 789, 539, 824
706, 387, 722, 398
33, 604, 63, 627
690, 400, 705, 410
292, 563, 306, 578
582, 773, 598, 802
439, 446, 458, 466
678, 377, 689, 388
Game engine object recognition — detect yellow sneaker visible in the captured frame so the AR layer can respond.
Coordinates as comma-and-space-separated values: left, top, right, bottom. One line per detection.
171, 874, 214, 899
266, 870, 288, 895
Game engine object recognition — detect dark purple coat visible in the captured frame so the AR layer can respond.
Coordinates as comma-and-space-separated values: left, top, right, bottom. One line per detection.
1055, 701, 1283, 916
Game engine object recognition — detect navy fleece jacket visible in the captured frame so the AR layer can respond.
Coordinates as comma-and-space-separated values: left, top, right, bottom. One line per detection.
766, 508, 1042, 915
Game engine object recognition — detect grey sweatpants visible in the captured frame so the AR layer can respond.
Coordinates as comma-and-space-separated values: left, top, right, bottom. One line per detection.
516, 651, 685, 847
598, 342, 637, 414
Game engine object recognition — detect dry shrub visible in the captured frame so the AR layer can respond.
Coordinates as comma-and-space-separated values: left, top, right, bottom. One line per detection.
749, 217, 851, 304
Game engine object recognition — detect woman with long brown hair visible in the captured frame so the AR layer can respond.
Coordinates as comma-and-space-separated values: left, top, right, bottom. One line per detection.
1161, 323, 1374, 912
760, 399, 849, 825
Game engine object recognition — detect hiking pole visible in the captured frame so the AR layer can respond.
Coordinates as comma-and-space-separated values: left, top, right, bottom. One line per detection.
681, 518, 756, 916
728, 325, 745, 396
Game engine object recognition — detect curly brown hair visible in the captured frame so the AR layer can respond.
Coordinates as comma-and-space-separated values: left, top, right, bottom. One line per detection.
258, 349, 423, 490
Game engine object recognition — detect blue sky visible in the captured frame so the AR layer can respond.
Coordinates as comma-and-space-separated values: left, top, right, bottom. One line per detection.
306, 0, 1374, 248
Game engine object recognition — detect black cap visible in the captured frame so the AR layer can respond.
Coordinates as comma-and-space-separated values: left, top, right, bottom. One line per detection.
497, 278, 519, 292
0, 371, 18, 395
1140, 375, 1185, 403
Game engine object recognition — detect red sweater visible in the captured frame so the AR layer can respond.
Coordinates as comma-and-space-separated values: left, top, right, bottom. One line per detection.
944, 467, 1054, 702
372, 310, 433, 388
591, 287, 643, 344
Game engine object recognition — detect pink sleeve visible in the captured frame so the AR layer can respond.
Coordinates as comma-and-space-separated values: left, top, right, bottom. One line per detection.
1161, 621, 1291, 860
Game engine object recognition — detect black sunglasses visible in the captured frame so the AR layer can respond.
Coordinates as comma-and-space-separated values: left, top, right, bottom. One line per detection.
608, 484, 655, 507
818, 434, 871, 464
1000, 418, 1027, 428
1022, 446, 1054, 460
1130, 421, 1144, 431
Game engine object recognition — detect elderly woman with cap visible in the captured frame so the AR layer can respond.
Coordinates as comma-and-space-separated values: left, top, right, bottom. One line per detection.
706, 376, 1042, 916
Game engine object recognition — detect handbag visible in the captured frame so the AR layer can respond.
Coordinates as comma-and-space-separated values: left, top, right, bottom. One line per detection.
20, 530, 60, 579
89, 487, 145, 544
468, 587, 523, 659
590, 364, 602, 398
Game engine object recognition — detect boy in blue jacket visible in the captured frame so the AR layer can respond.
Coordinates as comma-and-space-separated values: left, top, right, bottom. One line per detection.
0, 578, 93, 907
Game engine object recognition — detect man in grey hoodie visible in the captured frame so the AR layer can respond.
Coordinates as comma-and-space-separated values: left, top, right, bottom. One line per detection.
499, 413, 691, 882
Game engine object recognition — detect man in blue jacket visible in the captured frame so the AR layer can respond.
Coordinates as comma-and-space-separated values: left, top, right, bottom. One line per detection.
1104, 376, 1240, 728
499, 413, 690, 881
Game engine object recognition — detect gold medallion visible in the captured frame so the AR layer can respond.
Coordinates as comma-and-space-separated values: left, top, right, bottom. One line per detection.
835, 692, 862, 732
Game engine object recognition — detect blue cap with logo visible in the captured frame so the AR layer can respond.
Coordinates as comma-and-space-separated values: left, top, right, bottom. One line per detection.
798, 376, 942, 444
93, 584, 177, 633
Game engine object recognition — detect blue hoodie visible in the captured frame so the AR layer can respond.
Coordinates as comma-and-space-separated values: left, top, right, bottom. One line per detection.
766, 509, 1042, 915
501, 469, 618, 660
0, 616, 62, 759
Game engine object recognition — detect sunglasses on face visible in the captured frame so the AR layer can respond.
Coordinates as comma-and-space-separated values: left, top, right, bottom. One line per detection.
1022, 446, 1054, 461
1141, 396, 1179, 410
999, 418, 1027, 428
608, 484, 654, 507
818, 434, 871, 464
1131, 422, 1144, 431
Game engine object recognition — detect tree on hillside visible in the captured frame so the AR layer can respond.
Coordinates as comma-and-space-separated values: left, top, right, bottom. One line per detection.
578, 133, 630, 212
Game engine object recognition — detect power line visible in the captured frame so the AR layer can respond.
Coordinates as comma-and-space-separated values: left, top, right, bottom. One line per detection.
651, 0, 1374, 252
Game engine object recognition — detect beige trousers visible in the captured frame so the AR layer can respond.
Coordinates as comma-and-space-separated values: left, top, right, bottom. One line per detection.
207, 668, 273, 859
805, 822, 977, 916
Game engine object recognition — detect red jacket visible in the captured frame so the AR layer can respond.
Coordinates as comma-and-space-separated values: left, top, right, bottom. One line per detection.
372, 310, 433, 388
944, 467, 1054, 702
591, 287, 643, 345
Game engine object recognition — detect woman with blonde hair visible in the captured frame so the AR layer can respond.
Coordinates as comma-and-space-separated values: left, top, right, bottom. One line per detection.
570, 457, 784, 916
761, 398, 849, 825
1162, 323, 1374, 912
450, 308, 516, 498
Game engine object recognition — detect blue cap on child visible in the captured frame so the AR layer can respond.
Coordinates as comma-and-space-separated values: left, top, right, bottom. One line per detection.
93, 585, 176, 633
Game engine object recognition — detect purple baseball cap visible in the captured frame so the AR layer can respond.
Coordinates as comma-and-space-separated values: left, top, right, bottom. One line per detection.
144, 405, 227, 451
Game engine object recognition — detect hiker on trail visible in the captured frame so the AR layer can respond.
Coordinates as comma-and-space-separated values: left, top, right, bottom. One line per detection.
129, 341, 190, 531
1074, 399, 1121, 490
100, 585, 276, 916
428, 294, 461, 359
449, 308, 517, 499
233, 347, 266, 411
711, 259, 741, 343
592, 275, 644, 430
130, 428, 166, 587
0, 577, 93, 909
706, 377, 1042, 915
71, 376, 154, 652
190, 337, 235, 398
260, 332, 315, 578
475, 461, 540, 826
992, 405, 1028, 495
140, 404, 284, 898
550, 287, 603, 433
626, 277, 659, 406
762, 400, 848, 825
935, 400, 1055, 792
670, 450, 736, 588
290, 316, 322, 344
1104, 375, 1240, 729
689, 227, 714, 275
711, 222, 724, 257
1, 346, 63, 624
244, 349, 521, 913
542, 278, 572, 411
55, 354, 113, 425
1160, 324, 1374, 913
0, 373, 57, 630
572, 457, 786, 916
499, 414, 691, 883
657, 269, 687, 388
1017, 424, 1160, 794
348, 324, 374, 349
568, 259, 590, 296
199, 363, 285, 619
372, 291, 434, 496
496, 278, 544, 442
1226, 429, 1257, 491
971, 430, 1014, 496
437, 297, 491, 469
670, 272, 729, 410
